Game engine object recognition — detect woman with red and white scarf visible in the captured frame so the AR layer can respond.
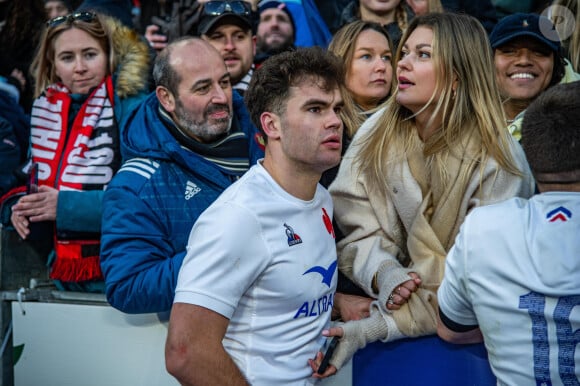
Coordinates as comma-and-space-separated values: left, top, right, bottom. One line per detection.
8, 11, 151, 292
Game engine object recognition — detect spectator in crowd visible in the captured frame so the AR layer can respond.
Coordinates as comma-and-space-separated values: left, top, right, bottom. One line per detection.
0, 88, 29, 196
138, 0, 176, 38
321, 20, 394, 187
339, 0, 413, 50
7, 11, 150, 292
491, 12, 579, 140
142, 1, 255, 53
314, 12, 534, 376
330, 20, 394, 132
100, 37, 264, 314
0, 116, 21, 198
320, 20, 393, 321
165, 46, 344, 385
44, 0, 72, 20
254, 0, 295, 67
491, 0, 548, 20
0, 0, 47, 113
281, 0, 332, 48
141, 0, 204, 51
315, 0, 354, 34
440, 0, 498, 33
141, 1, 329, 55
198, 1, 257, 95
77, 0, 135, 28
405, 0, 443, 15
245, 0, 259, 9
321, 20, 395, 321
0, 70, 25, 106
437, 80, 580, 385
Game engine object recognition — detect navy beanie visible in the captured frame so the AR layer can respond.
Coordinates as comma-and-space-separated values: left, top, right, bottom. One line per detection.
257, 0, 296, 40
489, 13, 561, 55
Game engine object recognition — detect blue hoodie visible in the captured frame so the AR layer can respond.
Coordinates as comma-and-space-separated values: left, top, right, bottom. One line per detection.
100, 91, 264, 313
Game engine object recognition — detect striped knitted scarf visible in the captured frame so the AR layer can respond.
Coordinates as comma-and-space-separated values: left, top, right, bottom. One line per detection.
158, 106, 250, 178
30, 76, 120, 282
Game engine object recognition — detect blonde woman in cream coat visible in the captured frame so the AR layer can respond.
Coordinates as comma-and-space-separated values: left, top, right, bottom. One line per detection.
311, 12, 535, 378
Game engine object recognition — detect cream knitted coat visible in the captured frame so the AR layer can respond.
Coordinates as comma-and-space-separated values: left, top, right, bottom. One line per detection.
329, 107, 535, 341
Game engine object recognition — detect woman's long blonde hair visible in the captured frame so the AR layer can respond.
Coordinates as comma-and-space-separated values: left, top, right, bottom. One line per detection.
357, 13, 521, 194
426, 0, 444, 13
551, 0, 579, 72
328, 20, 395, 138
31, 12, 116, 97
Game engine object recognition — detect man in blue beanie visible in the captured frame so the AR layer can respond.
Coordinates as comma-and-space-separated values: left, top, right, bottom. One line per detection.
254, 0, 296, 66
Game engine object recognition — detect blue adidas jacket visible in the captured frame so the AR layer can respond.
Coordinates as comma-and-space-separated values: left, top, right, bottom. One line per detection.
100, 91, 264, 314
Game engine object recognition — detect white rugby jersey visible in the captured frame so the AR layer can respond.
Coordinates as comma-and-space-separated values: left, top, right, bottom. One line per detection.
175, 161, 337, 385
438, 192, 580, 386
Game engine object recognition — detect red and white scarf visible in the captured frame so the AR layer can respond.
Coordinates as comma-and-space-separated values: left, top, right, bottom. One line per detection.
30, 76, 120, 282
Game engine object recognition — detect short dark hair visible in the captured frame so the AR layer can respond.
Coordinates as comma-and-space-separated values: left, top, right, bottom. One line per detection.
550, 55, 566, 88
245, 46, 344, 138
521, 80, 580, 183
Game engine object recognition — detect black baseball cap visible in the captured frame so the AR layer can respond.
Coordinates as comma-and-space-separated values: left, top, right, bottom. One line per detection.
489, 13, 561, 54
198, 1, 254, 36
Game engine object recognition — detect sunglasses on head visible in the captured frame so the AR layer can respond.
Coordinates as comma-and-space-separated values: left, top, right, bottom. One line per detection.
202, 1, 252, 17
46, 11, 96, 28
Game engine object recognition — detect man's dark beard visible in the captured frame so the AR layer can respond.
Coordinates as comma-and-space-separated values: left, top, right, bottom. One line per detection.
256, 36, 295, 56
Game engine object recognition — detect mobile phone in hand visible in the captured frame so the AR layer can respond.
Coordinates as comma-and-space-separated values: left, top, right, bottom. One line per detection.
27, 163, 38, 194
317, 336, 339, 375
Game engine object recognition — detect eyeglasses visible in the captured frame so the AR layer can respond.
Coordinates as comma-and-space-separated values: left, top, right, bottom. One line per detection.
202, 1, 252, 17
46, 11, 96, 28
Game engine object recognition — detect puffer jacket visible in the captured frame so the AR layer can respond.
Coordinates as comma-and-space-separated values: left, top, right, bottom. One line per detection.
0, 15, 151, 292
100, 91, 264, 314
